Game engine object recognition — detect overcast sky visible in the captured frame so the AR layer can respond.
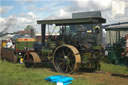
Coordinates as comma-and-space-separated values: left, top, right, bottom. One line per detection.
0, 0, 128, 33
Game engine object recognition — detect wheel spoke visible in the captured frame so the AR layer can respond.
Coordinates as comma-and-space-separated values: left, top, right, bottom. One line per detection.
62, 50, 65, 56
56, 58, 64, 61
68, 64, 72, 71
67, 51, 72, 57
58, 61, 65, 66
65, 64, 69, 72
61, 62, 67, 69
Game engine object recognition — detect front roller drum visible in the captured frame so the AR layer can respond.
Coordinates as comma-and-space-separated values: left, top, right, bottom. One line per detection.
24, 52, 41, 68
53, 45, 81, 74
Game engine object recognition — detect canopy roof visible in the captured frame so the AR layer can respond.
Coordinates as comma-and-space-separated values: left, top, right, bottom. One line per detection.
37, 17, 106, 25
105, 24, 128, 31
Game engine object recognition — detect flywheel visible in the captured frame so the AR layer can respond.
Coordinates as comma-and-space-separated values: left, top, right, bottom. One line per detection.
53, 45, 81, 74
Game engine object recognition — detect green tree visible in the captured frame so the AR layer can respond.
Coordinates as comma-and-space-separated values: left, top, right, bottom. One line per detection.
24, 25, 34, 30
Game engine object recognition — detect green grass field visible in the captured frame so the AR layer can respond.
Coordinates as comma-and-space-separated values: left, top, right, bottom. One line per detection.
101, 62, 128, 74
0, 60, 128, 85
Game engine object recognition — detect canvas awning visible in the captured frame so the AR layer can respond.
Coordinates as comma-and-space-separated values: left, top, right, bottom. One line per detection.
105, 24, 128, 31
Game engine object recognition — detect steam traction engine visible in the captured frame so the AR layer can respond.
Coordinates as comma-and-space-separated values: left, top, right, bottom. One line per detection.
24, 17, 106, 73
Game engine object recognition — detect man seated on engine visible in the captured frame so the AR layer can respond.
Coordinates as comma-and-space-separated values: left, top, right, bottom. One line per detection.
33, 40, 42, 52
122, 34, 128, 57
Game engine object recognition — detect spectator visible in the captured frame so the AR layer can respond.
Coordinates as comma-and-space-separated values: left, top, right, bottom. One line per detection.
6, 39, 13, 48
122, 34, 128, 56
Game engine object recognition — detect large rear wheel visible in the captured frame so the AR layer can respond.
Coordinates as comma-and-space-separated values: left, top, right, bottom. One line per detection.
53, 45, 81, 74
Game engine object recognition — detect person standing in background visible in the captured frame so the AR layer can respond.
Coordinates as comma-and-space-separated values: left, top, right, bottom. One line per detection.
122, 34, 128, 56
